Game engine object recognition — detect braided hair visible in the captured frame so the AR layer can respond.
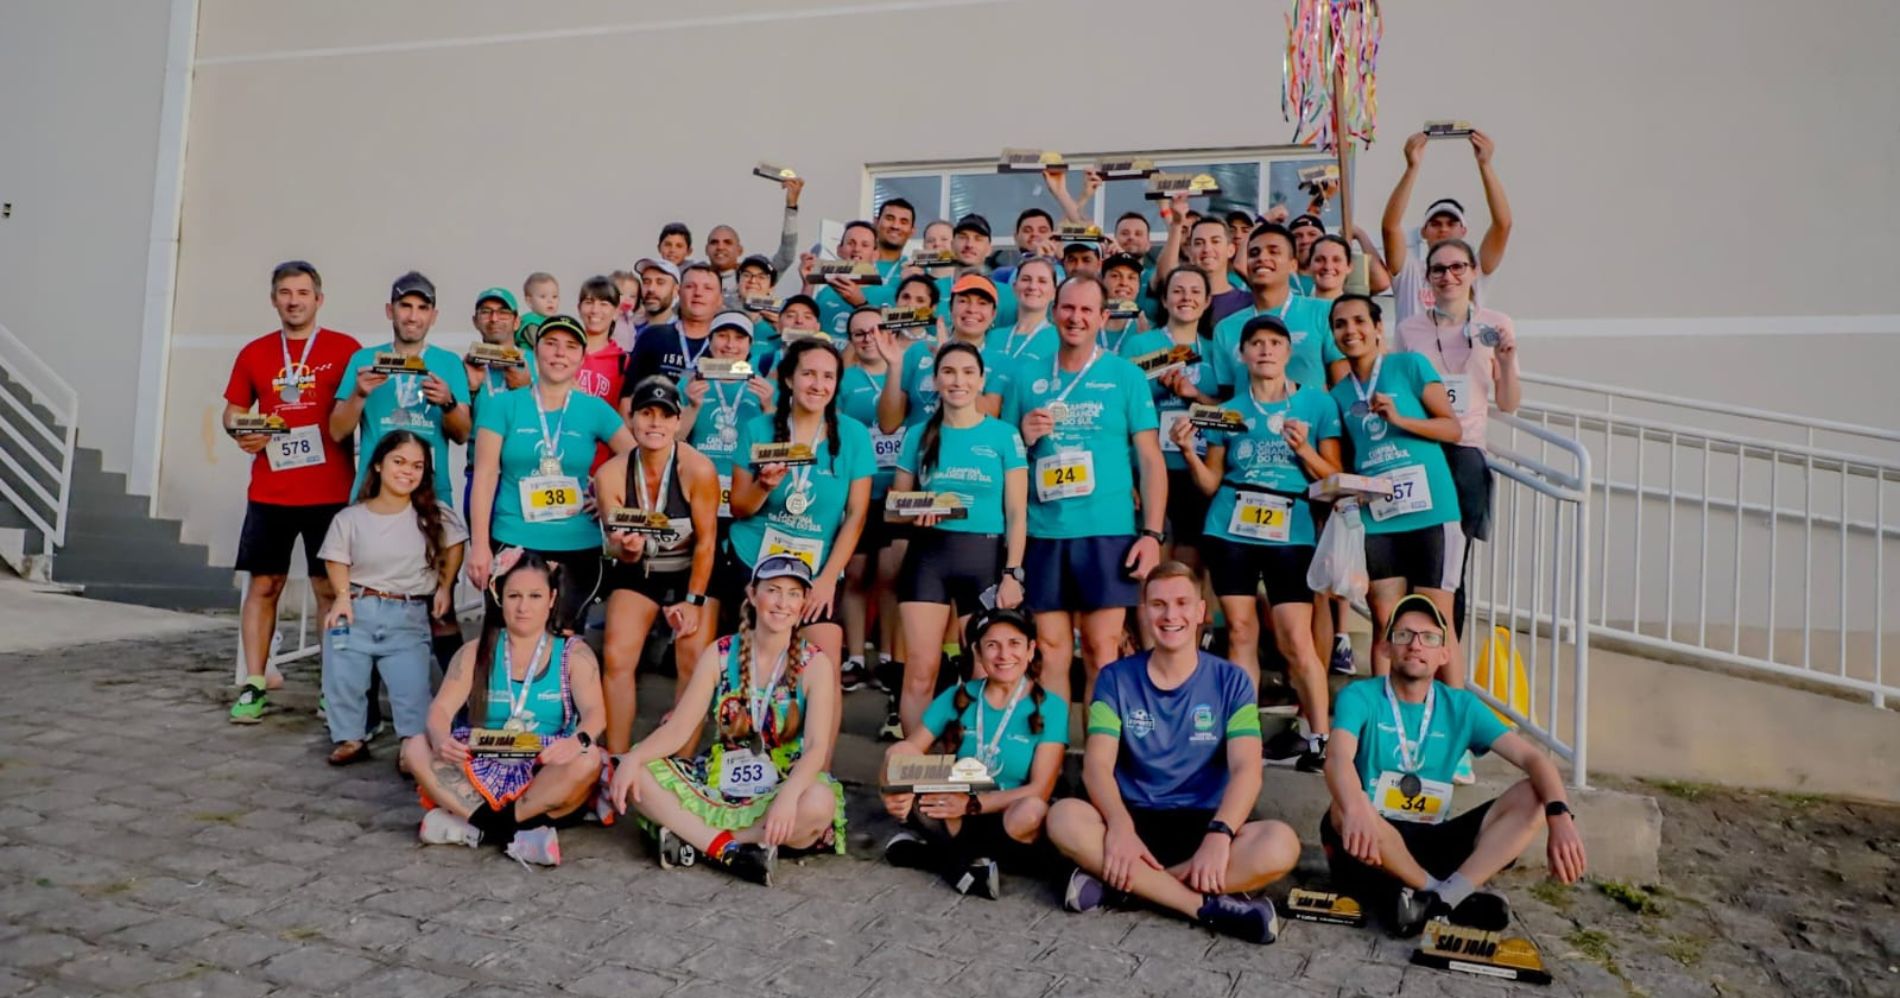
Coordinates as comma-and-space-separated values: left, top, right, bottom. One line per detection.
725, 595, 807, 745
915, 340, 985, 484
772, 338, 844, 474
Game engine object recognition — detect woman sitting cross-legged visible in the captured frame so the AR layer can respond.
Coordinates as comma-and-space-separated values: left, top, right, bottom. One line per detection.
402, 549, 608, 867
879, 606, 1069, 898
607, 553, 847, 887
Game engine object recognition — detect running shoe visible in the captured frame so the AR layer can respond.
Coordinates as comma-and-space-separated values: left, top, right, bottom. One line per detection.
883, 830, 933, 870
1329, 635, 1355, 675
724, 842, 776, 886
877, 696, 904, 742
505, 827, 561, 867
229, 684, 267, 724
953, 858, 1001, 899
315, 696, 327, 719
656, 826, 697, 869
1197, 894, 1280, 944
1391, 887, 1447, 938
417, 808, 481, 848
1063, 868, 1107, 913
1449, 891, 1512, 932
839, 656, 872, 693
1262, 727, 1310, 768
1453, 750, 1476, 786
1294, 735, 1328, 774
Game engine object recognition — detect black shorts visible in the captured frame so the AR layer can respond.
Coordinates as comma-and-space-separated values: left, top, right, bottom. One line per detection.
710, 542, 839, 627
1023, 535, 1143, 614
483, 546, 603, 635
1365, 523, 1465, 592
1128, 806, 1218, 868
899, 531, 1002, 613
1446, 445, 1495, 543
1320, 797, 1498, 902
1207, 542, 1315, 605
235, 501, 346, 578
854, 513, 911, 558
602, 559, 693, 607
1164, 468, 1210, 548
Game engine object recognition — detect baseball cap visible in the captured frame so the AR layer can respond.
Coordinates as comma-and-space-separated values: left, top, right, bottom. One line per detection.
628, 376, 682, 415
535, 314, 586, 347
1103, 252, 1145, 276
1288, 214, 1325, 233
964, 606, 1034, 651
1384, 593, 1449, 641
390, 271, 436, 305
710, 310, 754, 337
953, 214, 992, 239
738, 254, 777, 280
779, 293, 820, 318
1424, 198, 1466, 224
635, 257, 682, 282
1062, 241, 1103, 258
950, 273, 998, 304
750, 553, 814, 588
475, 286, 518, 312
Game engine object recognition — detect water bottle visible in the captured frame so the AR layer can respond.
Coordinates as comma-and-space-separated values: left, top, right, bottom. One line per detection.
327, 619, 350, 653
978, 584, 999, 611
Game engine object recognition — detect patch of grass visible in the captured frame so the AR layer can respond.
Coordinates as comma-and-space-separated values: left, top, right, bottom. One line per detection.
191, 811, 242, 824
1775, 791, 1828, 811
1662, 933, 1707, 968
1647, 779, 1715, 802
1596, 880, 1664, 915
1566, 927, 1621, 975
33, 877, 52, 888
1529, 879, 1575, 911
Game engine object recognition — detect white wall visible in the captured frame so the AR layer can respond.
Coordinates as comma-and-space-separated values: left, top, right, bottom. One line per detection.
0, 0, 172, 475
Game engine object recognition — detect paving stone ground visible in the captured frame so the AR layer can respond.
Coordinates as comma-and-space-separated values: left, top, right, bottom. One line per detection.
2, 628, 1893, 997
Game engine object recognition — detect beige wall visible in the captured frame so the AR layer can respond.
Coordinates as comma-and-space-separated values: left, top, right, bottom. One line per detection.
0, 0, 172, 475
136, 0, 1900, 561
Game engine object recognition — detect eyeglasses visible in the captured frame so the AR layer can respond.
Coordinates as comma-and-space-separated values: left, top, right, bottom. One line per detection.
1388, 627, 1446, 648
476, 307, 516, 319
1427, 262, 1472, 278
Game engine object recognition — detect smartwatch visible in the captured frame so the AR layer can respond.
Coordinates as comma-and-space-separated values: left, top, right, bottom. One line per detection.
965, 792, 982, 816
575, 730, 594, 750
1205, 819, 1236, 839
1544, 800, 1572, 820
1004, 566, 1026, 584
1139, 528, 1165, 543
683, 592, 708, 606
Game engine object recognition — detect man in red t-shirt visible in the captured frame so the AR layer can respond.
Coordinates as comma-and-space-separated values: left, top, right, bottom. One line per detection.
221, 260, 363, 723
573, 274, 636, 472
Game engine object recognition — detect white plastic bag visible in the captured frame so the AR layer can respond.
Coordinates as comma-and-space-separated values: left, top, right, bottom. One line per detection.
1307, 499, 1369, 604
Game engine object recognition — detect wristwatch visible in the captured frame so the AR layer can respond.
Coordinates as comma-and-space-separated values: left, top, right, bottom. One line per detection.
1003, 566, 1025, 584
683, 592, 707, 606
1544, 800, 1572, 819
575, 730, 594, 749
1139, 528, 1165, 543
965, 792, 982, 816
1205, 819, 1236, 839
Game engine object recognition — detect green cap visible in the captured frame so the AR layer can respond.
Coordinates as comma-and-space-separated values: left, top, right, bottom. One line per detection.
475, 286, 518, 311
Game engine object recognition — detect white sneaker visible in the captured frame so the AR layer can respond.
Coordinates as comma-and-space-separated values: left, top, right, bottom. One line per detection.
418, 808, 481, 848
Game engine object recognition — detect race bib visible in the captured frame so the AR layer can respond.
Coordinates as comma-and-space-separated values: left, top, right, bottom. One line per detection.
1035, 451, 1095, 502
520, 475, 582, 523
265, 424, 325, 472
1368, 465, 1432, 523
717, 473, 733, 519
871, 431, 904, 470
760, 527, 823, 571
1158, 409, 1200, 455
1229, 492, 1292, 543
718, 747, 780, 799
1441, 374, 1472, 416
1374, 770, 1452, 825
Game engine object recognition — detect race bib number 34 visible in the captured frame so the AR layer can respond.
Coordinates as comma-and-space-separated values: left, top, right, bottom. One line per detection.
520, 475, 582, 522
265, 424, 325, 472
1374, 770, 1452, 825
1035, 451, 1095, 501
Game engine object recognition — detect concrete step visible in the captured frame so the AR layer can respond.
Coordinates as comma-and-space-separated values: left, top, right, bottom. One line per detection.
73, 580, 236, 612
57, 519, 185, 552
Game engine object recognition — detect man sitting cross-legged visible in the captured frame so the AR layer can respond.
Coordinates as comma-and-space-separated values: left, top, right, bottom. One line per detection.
1322, 593, 1588, 936
1046, 562, 1300, 944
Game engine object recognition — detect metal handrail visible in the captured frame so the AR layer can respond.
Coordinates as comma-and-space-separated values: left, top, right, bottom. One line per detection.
1520, 372, 1900, 449
0, 322, 79, 551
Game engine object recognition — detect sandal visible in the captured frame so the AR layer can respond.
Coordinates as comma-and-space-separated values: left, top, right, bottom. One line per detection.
327, 740, 371, 766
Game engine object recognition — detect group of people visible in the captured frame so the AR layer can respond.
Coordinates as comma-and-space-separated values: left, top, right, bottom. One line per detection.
218, 128, 1585, 941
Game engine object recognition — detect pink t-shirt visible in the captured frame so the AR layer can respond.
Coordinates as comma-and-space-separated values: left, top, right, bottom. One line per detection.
1393, 306, 1515, 449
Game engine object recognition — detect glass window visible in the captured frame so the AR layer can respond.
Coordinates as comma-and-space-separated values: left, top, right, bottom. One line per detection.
949, 172, 1066, 245
871, 176, 942, 221
1103, 162, 1260, 241
1266, 157, 1348, 229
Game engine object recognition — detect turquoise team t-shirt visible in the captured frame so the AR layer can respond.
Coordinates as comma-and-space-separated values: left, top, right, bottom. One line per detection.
838, 366, 901, 497
1002, 349, 1159, 539
1328, 352, 1462, 535
1331, 678, 1509, 797
475, 387, 625, 552
1211, 295, 1341, 391
814, 259, 904, 338
466, 352, 536, 472
728, 412, 875, 572
340, 343, 472, 505
1085, 651, 1261, 810
1112, 329, 1220, 473
894, 336, 1028, 428
934, 275, 1018, 329
920, 680, 1071, 791
1203, 385, 1341, 548
896, 416, 1028, 536
683, 380, 767, 492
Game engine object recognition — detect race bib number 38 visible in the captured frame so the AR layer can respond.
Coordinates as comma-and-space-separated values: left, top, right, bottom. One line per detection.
1035, 451, 1095, 502
265, 424, 325, 472
520, 475, 582, 522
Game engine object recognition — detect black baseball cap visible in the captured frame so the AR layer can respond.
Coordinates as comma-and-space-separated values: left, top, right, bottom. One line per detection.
1288, 214, 1325, 233
535, 314, 586, 347
953, 214, 993, 239
779, 293, 820, 317
1103, 252, 1144, 276
1240, 314, 1293, 344
628, 376, 682, 415
390, 271, 436, 305
965, 606, 1034, 650
738, 254, 777, 280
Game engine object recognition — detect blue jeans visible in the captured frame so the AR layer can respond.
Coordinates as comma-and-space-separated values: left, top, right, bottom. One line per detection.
322, 595, 433, 742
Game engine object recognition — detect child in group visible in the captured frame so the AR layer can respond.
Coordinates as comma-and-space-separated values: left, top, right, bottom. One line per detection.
517, 272, 562, 350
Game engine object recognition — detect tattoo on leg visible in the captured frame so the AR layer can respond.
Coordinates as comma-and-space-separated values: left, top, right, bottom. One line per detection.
431, 761, 484, 813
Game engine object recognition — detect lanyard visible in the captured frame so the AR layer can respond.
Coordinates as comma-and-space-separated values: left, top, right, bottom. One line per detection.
1430, 305, 1475, 364
1348, 355, 1384, 408
1049, 347, 1103, 407
504, 632, 552, 720
1383, 677, 1434, 775
786, 419, 821, 499
1246, 378, 1295, 416
748, 644, 790, 736
1004, 319, 1047, 359
534, 385, 572, 464
1099, 320, 1137, 354
710, 381, 741, 429
972, 678, 1028, 767
276, 327, 319, 403
635, 445, 675, 512
678, 328, 711, 370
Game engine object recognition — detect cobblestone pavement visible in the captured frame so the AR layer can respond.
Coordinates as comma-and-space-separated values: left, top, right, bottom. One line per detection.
0, 628, 1814, 998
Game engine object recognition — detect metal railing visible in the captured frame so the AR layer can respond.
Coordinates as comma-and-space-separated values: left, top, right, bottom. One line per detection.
234, 567, 486, 684
1465, 411, 1593, 788
0, 322, 79, 555
1516, 375, 1897, 708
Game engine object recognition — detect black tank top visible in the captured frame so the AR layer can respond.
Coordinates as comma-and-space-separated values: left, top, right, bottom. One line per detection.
625, 447, 694, 573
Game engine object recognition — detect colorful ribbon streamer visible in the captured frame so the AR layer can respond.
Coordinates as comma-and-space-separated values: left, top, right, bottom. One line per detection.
1282, 0, 1382, 153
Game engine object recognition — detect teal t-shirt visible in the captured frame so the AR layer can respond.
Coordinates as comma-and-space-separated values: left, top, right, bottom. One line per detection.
1002, 350, 1159, 539
476, 386, 624, 551
728, 413, 875, 572
935, 274, 1018, 329
921, 680, 1071, 792
1331, 678, 1509, 797
1289, 273, 1315, 296
815, 259, 904, 338
1328, 352, 1461, 535
684, 380, 767, 485
476, 636, 574, 735
896, 415, 1028, 536
1112, 329, 1220, 473
465, 353, 536, 471
1203, 385, 1341, 548
340, 343, 472, 505
894, 336, 1025, 428
839, 366, 901, 496
1211, 295, 1341, 391
748, 320, 779, 372
987, 321, 1058, 409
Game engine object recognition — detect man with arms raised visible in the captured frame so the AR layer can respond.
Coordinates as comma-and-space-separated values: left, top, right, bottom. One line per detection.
1047, 562, 1299, 944
1381, 129, 1513, 324
708, 171, 802, 297
1323, 594, 1586, 935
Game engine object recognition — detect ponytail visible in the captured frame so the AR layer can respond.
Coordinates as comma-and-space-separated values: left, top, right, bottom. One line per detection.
917, 341, 985, 483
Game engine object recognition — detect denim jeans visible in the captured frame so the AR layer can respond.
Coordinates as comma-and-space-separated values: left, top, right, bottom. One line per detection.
322, 595, 433, 742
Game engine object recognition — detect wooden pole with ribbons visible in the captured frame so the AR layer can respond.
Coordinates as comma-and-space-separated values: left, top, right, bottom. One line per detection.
1284, 0, 1382, 292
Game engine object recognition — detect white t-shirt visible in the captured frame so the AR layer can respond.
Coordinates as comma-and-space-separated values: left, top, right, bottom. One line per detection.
317, 503, 469, 596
